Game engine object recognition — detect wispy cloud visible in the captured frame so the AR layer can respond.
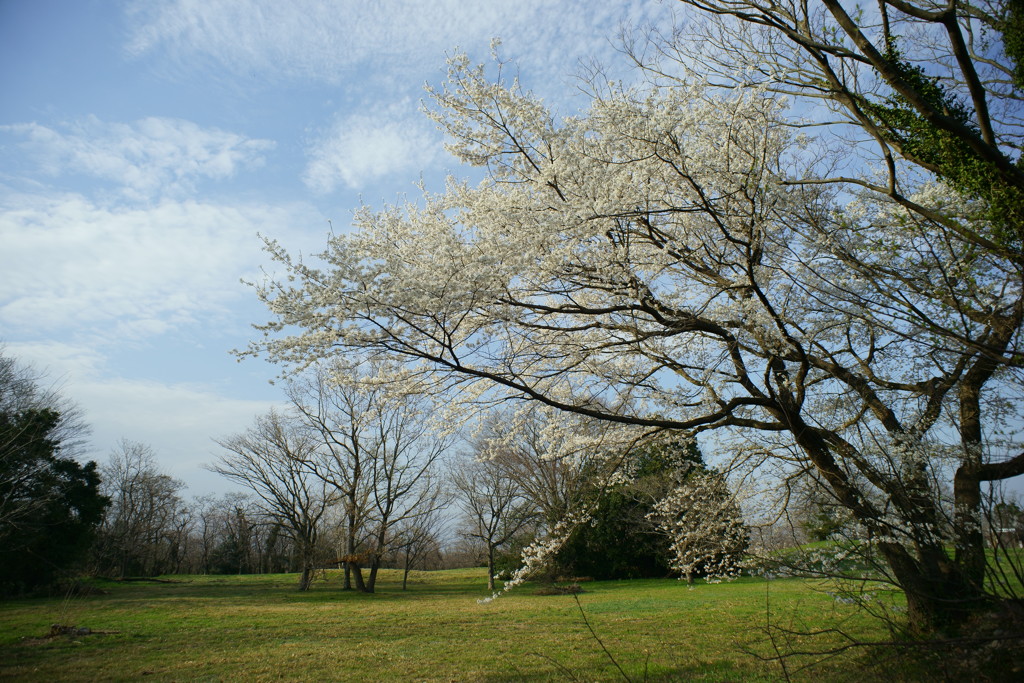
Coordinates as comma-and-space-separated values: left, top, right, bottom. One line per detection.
2, 117, 273, 200
73, 375, 282, 490
302, 102, 441, 193
123, 0, 676, 94
0, 192, 311, 342
2, 340, 110, 390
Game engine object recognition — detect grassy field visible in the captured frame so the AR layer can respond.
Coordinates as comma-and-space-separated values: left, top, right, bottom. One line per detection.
0, 569, 911, 681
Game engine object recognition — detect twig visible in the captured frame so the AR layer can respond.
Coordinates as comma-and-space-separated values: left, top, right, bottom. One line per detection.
573, 593, 633, 683
529, 651, 585, 682
764, 578, 792, 683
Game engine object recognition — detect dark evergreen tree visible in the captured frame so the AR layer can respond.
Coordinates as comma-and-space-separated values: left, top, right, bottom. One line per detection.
553, 441, 703, 580
0, 406, 107, 595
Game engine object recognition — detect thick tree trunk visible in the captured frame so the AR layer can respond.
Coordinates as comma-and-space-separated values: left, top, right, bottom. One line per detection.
955, 359, 999, 593
298, 564, 312, 591
786, 408, 988, 632
953, 463, 986, 592
879, 541, 986, 632
366, 558, 380, 593
348, 561, 367, 592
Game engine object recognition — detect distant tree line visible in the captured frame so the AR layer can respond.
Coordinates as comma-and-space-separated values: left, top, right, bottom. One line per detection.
0, 352, 451, 596
5, 347, 1020, 605
0, 349, 755, 597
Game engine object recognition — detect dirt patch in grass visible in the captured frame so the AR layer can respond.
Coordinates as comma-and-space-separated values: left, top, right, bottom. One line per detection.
18, 624, 121, 646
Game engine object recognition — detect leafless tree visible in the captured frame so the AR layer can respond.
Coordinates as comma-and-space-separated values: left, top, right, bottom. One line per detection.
286, 365, 374, 590
361, 398, 450, 593
94, 440, 188, 577
212, 409, 336, 591
389, 496, 450, 590
451, 446, 538, 590
189, 492, 274, 574
288, 363, 453, 593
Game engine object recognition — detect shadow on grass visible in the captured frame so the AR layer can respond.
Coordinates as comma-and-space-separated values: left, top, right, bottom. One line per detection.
71, 571, 498, 607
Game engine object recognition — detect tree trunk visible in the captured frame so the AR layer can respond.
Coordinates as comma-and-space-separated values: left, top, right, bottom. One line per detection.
402, 546, 412, 591
955, 361, 1000, 593
787, 410, 988, 632
878, 541, 986, 633
348, 561, 367, 592
343, 506, 358, 590
298, 564, 312, 592
366, 558, 379, 593
953, 463, 986, 593
487, 546, 496, 591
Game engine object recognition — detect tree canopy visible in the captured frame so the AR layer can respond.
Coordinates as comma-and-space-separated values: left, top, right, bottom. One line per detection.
0, 354, 106, 594
247, 2, 1024, 631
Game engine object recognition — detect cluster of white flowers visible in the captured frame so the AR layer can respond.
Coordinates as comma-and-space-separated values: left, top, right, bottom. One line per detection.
648, 468, 748, 584
477, 509, 592, 604
243, 39, 1023, 617
248, 49, 814, 436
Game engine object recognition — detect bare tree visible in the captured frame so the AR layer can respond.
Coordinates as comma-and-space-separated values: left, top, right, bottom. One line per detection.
212, 410, 336, 591
190, 492, 273, 575
389, 495, 449, 590
94, 440, 188, 577
288, 363, 453, 593
452, 446, 538, 591
361, 393, 450, 593
287, 365, 374, 591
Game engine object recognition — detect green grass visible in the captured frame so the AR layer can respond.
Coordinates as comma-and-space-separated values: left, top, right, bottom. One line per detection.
0, 569, 912, 681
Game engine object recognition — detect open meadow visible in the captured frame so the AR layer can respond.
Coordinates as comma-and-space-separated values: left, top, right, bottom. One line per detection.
0, 569, 918, 682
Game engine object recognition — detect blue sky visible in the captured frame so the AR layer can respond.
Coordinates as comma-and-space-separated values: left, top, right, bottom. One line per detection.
0, 0, 679, 493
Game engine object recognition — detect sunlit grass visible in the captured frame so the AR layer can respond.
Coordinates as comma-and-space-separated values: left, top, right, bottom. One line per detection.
0, 569, 910, 681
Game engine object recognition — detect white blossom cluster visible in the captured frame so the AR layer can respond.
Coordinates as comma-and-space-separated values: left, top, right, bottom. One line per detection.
649, 468, 748, 584
477, 509, 593, 604
243, 39, 1024, 611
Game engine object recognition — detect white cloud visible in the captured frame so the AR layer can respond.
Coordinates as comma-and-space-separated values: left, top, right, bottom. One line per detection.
0, 338, 283, 493
123, 0, 677, 95
76, 375, 283, 494
0, 192, 315, 342
2, 117, 273, 200
303, 103, 441, 193
0, 188, 324, 494
2, 340, 109, 382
